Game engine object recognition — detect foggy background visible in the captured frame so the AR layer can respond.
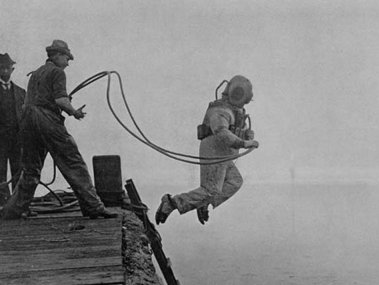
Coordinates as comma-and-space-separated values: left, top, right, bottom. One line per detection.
2, 0, 379, 187
2, 1, 379, 284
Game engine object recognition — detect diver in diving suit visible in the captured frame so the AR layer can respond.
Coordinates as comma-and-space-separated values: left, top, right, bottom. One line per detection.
155, 75, 259, 225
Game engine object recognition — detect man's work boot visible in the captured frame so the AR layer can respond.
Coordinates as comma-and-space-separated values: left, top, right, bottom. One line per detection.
89, 208, 118, 219
155, 194, 176, 225
197, 205, 209, 225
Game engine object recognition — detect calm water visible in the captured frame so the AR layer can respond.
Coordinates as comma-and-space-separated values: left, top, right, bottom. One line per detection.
137, 182, 379, 285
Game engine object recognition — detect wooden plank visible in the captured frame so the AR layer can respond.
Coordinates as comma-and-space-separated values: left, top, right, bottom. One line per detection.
0, 210, 122, 245
0, 207, 126, 285
1, 256, 121, 274
0, 224, 121, 251
0, 245, 120, 259
0, 215, 121, 235
0, 265, 125, 285
30, 210, 83, 218
0, 245, 119, 258
0, 220, 120, 238
0, 229, 120, 242
0, 248, 121, 273
0, 236, 120, 251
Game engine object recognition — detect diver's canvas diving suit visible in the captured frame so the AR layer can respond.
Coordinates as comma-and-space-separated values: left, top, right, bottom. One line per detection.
156, 75, 258, 225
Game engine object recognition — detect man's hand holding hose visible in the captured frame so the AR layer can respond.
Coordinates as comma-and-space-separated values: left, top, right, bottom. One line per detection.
55, 97, 86, 120
72, 104, 86, 120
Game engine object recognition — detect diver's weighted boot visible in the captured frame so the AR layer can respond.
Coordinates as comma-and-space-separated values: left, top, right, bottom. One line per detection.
197, 205, 209, 225
155, 194, 176, 225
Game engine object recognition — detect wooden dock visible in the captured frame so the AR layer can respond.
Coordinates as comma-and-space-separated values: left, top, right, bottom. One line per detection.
0, 208, 125, 285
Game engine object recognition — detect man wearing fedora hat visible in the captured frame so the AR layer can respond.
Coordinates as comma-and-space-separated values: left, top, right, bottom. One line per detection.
1, 40, 117, 219
0, 53, 25, 206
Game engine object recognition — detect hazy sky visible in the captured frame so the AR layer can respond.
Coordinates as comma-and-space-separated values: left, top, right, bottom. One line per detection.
1, 0, 379, 186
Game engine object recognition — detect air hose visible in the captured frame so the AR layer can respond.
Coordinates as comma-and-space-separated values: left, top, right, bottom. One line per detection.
0, 161, 62, 206
30, 189, 79, 213
70, 70, 256, 165
1, 70, 257, 213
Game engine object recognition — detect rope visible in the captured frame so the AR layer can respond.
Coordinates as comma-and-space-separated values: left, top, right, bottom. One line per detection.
38, 181, 65, 206
30, 189, 79, 213
0, 160, 60, 201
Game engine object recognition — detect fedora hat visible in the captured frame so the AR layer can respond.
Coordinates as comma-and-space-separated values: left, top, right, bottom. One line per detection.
0, 53, 16, 66
46, 39, 74, 60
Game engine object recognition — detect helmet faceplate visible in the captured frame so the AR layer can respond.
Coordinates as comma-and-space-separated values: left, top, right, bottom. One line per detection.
223, 75, 253, 107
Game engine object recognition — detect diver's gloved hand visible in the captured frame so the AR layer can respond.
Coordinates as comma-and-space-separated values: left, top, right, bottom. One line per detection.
244, 129, 254, 140
244, 140, 259, 149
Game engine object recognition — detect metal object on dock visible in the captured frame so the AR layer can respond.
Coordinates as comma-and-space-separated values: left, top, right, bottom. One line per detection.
93, 155, 124, 206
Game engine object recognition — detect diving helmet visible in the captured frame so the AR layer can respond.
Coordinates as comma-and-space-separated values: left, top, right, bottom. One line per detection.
222, 75, 253, 107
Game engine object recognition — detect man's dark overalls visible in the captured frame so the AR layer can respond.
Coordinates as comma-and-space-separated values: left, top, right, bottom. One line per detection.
1, 61, 105, 219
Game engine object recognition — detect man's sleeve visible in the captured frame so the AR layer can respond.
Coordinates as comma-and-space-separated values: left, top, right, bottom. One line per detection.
51, 68, 69, 99
209, 108, 245, 149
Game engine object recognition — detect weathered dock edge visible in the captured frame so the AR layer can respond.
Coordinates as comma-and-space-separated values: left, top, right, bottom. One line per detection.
122, 209, 163, 285
0, 208, 163, 285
